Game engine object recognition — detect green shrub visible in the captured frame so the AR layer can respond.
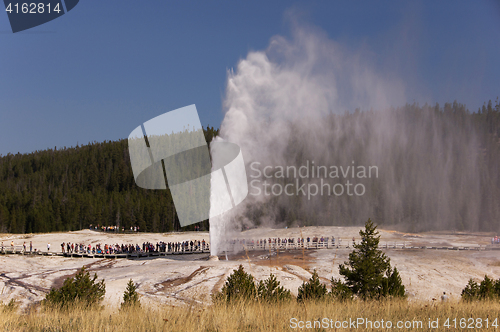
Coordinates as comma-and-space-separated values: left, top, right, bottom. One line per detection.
213, 265, 256, 303
121, 279, 140, 309
257, 274, 292, 302
44, 266, 105, 308
297, 270, 327, 302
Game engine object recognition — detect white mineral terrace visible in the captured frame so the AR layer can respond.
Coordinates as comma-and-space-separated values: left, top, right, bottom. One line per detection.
0, 227, 499, 310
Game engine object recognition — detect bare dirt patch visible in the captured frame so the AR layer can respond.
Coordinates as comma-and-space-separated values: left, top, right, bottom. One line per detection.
222, 249, 315, 271
50, 259, 116, 290
156, 266, 209, 290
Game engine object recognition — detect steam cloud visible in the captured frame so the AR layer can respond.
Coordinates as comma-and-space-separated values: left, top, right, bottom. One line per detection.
209, 22, 496, 255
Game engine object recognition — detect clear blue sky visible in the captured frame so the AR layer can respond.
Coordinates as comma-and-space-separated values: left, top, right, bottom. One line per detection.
1, 0, 499, 155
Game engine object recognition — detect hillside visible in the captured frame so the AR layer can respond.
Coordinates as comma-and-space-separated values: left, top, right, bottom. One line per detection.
0, 127, 219, 233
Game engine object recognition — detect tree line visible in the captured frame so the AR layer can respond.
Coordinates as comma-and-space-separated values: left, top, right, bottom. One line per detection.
0, 126, 219, 233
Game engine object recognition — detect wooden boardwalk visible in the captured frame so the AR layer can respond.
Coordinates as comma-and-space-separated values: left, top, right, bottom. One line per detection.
0, 246, 210, 258
1, 241, 499, 259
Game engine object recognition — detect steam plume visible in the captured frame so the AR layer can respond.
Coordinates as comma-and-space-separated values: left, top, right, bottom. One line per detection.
209, 22, 497, 255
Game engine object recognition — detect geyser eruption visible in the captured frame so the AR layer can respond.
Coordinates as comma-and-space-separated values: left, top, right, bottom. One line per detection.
208, 211, 229, 257
208, 22, 499, 255
208, 138, 248, 257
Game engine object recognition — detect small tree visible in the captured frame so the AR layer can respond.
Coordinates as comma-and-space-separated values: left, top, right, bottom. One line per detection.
330, 278, 353, 301
479, 275, 496, 299
462, 276, 500, 301
44, 266, 105, 308
297, 270, 327, 302
213, 265, 256, 303
494, 278, 500, 297
121, 279, 140, 309
257, 274, 292, 302
383, 267, 406, 297
338, 219, 406, 299
461, 278, 479, 301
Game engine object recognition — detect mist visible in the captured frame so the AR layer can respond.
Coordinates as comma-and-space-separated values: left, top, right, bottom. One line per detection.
208, 23, 499, 255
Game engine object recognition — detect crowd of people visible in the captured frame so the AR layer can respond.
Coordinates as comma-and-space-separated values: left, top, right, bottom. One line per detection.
10, 234, 499, 256
53, 236, 349, 255
1, 236, 344, 255
59, 239, 209, 255
88, 225, 204, 233
223, 236, 341, 250
50, 235, 500, 255
0, 240, 41, 253
89, 225, 140, 232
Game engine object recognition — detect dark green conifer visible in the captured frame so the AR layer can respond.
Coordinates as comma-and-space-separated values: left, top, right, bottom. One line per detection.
257, 274, 292, 302
121, 279, 140, 309
337, 219, 406, 299
297, 270, 327, 302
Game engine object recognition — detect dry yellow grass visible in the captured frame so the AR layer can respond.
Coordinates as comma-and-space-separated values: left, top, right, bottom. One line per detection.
2, 299, 500, 331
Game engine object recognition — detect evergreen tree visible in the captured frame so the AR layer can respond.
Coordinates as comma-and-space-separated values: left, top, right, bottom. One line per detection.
494, 278, 500, 297
121, 279, 140, 309
382, 266, 406, 297
330, 277, 353, 301
461, 276, 500, 301
297, 270, 327, 302
338, 219, 406, 299
44, 266, 105, 308
479, 275, 496, 299
257, 274, 292, 302
461, 278, 479, 301
213, 265, 256, 303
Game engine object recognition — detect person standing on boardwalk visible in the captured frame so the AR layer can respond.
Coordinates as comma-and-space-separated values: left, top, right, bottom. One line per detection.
47, 243, 51, 251
30, 241, 32, 253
